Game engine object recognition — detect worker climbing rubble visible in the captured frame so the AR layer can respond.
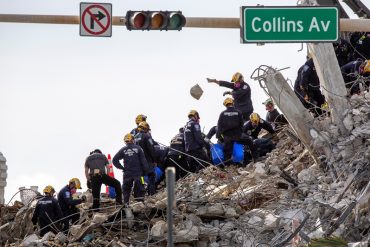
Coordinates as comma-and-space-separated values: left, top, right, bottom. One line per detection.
113, 133, 149, 204
294, 58, 326, 117
32, 185, 63, 237
84, 149, 123, 210
184, 110, 209, 172
134, 121, 157, 196
130, 114, 147, 136
57, 178, 85, 231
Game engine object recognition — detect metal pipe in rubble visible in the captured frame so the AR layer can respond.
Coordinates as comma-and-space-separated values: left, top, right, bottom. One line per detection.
166, 167, 176, 247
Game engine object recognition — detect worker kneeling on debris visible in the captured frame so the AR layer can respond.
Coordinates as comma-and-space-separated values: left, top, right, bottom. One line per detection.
113, 133, 149, 204
57, 178, 86, 231
32, 185, 63, 237
85, 149, 123, 210
243, 113, 276, 158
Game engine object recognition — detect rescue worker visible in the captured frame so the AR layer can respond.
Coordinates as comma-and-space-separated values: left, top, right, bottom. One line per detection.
130, 114, 147, 136
32, 185, 63, 237
243, 113, 275, 158
165, 127, 188, 180
113, 133, 149, 204
134, 121, 157, 195
333, 38, 354, 67
207, 72, 253, 121
57, 178, 85, 231
216, 97, 244, 164
262, 98, 287, 129
216, 98, 259, 165
184, 110, 209, 172
294, 58, 325, 117
341, 59, 370, 95
350, 32, 370, 60
85, 149, 123, 210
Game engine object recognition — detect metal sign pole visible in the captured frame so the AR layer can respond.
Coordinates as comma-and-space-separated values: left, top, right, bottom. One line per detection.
166, 167, 176, 247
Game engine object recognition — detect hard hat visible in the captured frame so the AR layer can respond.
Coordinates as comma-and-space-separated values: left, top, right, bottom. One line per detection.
250, 112, 260, 124
223, 97, 234, 107
231, 72, 244, 83
69, 178, 82, 189
138, 121, 150, 131
188, 110, 200, 119
363, 60, 370, 73
262, 98, 274, 106
124, 133, 134, 143
43, 185, 55, 194
135, 114, 147, 125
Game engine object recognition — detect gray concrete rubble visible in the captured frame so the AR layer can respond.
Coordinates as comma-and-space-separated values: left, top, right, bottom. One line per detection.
1, 94, 370, 246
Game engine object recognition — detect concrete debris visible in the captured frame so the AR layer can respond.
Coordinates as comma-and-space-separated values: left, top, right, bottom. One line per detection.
1, 93, 370, 246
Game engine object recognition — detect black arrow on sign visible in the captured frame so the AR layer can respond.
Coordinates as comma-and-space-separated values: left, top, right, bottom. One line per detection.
90, 11, 106, 29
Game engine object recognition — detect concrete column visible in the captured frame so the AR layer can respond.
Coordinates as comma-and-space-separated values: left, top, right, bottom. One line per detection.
0, 152, 7, 205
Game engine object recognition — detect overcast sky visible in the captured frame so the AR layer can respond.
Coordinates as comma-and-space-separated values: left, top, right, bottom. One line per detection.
0, 0, 358, 203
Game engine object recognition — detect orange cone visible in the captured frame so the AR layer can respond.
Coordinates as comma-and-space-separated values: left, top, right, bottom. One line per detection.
106, 154, 115, 194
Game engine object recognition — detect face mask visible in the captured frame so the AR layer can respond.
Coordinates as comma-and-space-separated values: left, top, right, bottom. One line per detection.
234, 82, 241, 88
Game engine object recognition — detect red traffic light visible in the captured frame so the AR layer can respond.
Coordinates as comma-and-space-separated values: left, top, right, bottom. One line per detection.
125, 11, 186, 31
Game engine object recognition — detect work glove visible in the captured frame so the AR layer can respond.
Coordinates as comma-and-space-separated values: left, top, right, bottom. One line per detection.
223, 91, 231, 96
207, 78, 217, 83
204, 137, 211, 144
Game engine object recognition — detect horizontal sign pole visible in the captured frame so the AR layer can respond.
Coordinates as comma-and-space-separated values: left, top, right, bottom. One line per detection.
0, 14, 369, 32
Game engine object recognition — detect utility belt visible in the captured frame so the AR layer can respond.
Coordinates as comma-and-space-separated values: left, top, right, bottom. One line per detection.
90, 169, 106, 177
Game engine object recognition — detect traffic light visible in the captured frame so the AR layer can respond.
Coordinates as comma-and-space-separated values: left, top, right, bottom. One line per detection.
125, 11, 186, 31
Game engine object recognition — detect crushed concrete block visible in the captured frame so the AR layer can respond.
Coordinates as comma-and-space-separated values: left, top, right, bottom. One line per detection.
70, 224, 82, 236
54, 232, 67, 244
199, 225, 219, 237
224, 207, 239, 218
130, 202, 145, 213
207, 203, 224, 216
92, 213, 107, 224
174, 220, 199, 243
151, 220, 167, 239
254, 162, 266, 175
219, 221, 235, 235
348, 241, 369, 247
263, 213, 280, 230
248, 215, 263, 226
20, 234, 40, 246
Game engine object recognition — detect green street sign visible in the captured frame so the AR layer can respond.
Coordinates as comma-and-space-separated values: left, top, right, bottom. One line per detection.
241, 6, 339, 43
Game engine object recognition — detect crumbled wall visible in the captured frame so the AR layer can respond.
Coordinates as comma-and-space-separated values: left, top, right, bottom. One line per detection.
0, 152, 7, 205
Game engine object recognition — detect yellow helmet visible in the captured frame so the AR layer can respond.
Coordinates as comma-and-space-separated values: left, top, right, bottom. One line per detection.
223, 97, 234, 107
138, 121, 150, 131
250, 112, 260, 124
135, 114, 147, 125
188, 110, 200, 119
231, 72, 243, 83
124, 133, 134, 143
43, 185, 55, 194
363, 60, 370, 73
69, 178, 82, 189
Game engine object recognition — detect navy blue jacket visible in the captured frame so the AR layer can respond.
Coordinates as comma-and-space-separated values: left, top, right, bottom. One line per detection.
300, 59, 320, 95
243, 119, 275, 139
57, 185, 82, 216
184, 119, 205, 152
341, 60, 363, 84
113, 143, 149, 177
217, 106, 243, 138
219, 81, 253, 116
168, 131, 185, 156
134, 131, 156, 171
32, 196, 63, 227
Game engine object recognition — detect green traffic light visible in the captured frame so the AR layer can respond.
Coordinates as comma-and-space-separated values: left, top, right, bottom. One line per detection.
168, 13, 185, 30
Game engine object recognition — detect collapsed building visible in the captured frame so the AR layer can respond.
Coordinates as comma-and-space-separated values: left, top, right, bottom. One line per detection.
0, 87, 369, 246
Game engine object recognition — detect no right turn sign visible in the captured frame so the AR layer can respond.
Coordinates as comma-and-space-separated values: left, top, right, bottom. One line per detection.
80, 2, 112, 37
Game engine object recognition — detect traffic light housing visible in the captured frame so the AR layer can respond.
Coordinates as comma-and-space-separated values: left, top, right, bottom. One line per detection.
125, 11, 186, 31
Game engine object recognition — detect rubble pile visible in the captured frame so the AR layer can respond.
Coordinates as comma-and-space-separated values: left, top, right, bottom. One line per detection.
1, 95, 370, 246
